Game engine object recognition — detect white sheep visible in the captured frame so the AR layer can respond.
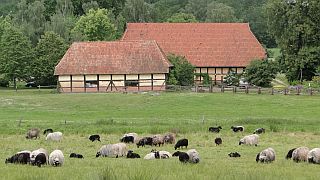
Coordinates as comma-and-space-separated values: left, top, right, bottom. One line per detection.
144, 150, 172, 160
256, 147, 275, 163
46, 132, 63, 141
49, 150, 64, 166
186, 149, 200, 163
239, 134, 259, 146
30, 148, 48, 163
307, 148, 320, 164
115, 143, 127, 157
292, 147, 309, 162
96, 143, 127, 158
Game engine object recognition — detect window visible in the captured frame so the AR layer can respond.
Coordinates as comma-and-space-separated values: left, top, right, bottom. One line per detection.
125, 80, 139, 87
85, 81, 98, 88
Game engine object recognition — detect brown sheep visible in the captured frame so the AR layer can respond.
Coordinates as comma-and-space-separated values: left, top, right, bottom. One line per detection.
163, 133, 176, 144
152, 134, 164, 147
26, 128, 40, 139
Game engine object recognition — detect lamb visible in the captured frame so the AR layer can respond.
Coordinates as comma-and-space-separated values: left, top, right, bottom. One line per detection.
231, 126, 244, 132
43, 128, 53, 135
96, 143, 127, 158
70, 153, 84, 159
174, 138, 188, 150
209, 126, 222, 133
187, 149, 200, 163
5, 152, 30, 164
256, 148, 276, 163
49, 150, 64, 166
126, 150, 140, 158
285, 148, 296, 159
228, 152, 241, 158
215, 137, 222, 146
292, 147, 309, 162
89, 134, 101, 142
307, 148, 320, 164
32, 153, 47, 167
253, 128, 265, 134
163, 133, 176, 144
30, 148, 48, 164
136, 137, 153, 148
26, 128, 40, 139
152, 134, 164, 147
239, 134, 259, 146
46, 132, 63, 141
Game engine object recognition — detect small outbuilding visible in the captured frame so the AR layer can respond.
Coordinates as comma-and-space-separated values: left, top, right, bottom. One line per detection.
54, 41, 171, 93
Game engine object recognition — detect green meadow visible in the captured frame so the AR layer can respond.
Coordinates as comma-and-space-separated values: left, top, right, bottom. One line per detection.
0, 89, 320, 179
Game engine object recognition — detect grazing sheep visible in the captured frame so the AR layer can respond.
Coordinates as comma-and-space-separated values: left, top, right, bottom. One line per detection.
43, 128, 53, 135
307, 148, 320, 164
186, 149, 200, 163
5, 152, 30, 164
127, 150, 140, 158
215, 137, 222, 146
46, 132, 63, 141
256, 148, 276, 163
89, 134, 101, 142
239, 134, 259, 146
286, 148, 297, 159
49, 150, 64, 166
120, 136, 134, 143
122, 133, 138, 143
253, 128, 265, 134
152, 134, 164, 147
32, 153, 47, 167
209, 126, 222, 133
96, 143, 127, 158
231, 126, 244, 132
136, 137, 153, 148
30, 148, 48, 164
26, 128, 40, 139
292, 147, 310, 162
174, 139, 189, 150
163, 133, 176, 144
228, 152, 241, 158
178, 152, 190, 163
69, 153, 84, 159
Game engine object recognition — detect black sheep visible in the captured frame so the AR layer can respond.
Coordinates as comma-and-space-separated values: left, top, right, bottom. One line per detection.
5, 153, 30, 164
286, 148, 297, 159
121, 136, 134, 143
228, 152, 241, 158
209, 126, 222, 133
89, 134, 101, 142
214, 137, 222, 146
43, 128, 53, 135
253, 128, 265, 134
69, 153, 84, 159
174, 139, 188, 150
178, 152, 190, 163
136, 137, 153, 148
32, 153, 47, 167
231, 126, 244, 132
126, 150, 140, 158
172, 151, 182, 157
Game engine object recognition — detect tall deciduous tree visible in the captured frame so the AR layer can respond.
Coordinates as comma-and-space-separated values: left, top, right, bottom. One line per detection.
167, 12, 197, 23
33, 31, 68, 85
122, 0, 156, 22
205, 1, 237, 22
167, 54, 195, 86
266, 0, 320, 82
72, 8, 116, 41
0, 24, 34, 90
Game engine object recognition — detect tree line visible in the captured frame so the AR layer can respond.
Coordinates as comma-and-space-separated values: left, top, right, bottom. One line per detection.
0, 0, 319, 88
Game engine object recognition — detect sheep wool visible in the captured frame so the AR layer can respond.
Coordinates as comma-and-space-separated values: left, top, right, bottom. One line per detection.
49, 150, 64, 166
239, 134, 259, 146
307, 148, 320, 164
30, 148, 48, 163
187, 149, 200, 163
46, 132, 63, 141
256, 148, 275, 163
292, 147, 309, 162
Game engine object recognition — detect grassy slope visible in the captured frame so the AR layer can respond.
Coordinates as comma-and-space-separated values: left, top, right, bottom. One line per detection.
0, 90, 320, 179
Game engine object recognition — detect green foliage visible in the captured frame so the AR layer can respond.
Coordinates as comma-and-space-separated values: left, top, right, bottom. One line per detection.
205, 1, 238, 22
245, 59, 279, 87
194, 73, 212, 85
72, 8, 116, 41
122, 0, 157, 22
32, 31, 68, 85
167, 12, 197, 23
223, 70, 240, 86
0, 74, 9, 87
167, 54, 195, 86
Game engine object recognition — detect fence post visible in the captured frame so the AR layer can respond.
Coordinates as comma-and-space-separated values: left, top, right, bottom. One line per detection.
245, 86, 249, 94
271, 88, 274, 95
296, 87, 300, 95
221, 85, 224, 93
233, 87, 236, 94
258, 87, 261, 94
284, 88, 287, 95
309, 88, 313, 96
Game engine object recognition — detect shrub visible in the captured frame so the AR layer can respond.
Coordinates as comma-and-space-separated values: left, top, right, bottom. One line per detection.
0, 76, 9, 87
167, 54, 195, 86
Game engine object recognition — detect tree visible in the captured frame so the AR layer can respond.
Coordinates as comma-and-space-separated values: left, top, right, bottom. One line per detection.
122, 0, 157, 22
32, 31, 68, 85
0, 24, 34, 90
71, 8, 116, 41
184, 0, 210, 22
167, 13, 197, 23
167, 54, 195, 86
244, 59, 278, 87
266, 0, 320, 82
205, 1, 237, 22
223, 70, 240, 86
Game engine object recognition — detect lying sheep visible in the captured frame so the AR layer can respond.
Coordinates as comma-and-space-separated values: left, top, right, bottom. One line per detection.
144, 150, 171, 160
163, 133, 176, 144
26, 128, 40, 139
151, 149, 172, 159
209, 126, 222, 133
253, 128, 265, 134
231, 126, 244, 132
215, 137, 222, 146
46, 132, 63, 141
152, 134, 164, 147
292, 147, 309, 162
239, 134, 259, 146
69, 153, 84, 159
228, 152, 241, 158
89, 134, 101, 142
174, 139, 188, 150
172, 151, 190, 163
96, 143, 127, 158
307, 148, 320, 164
49, 150, 64, 166
30, 148, 48, 164
256, 148, 276, 163
5, 152, 30, 164
187, 149, 200, 163
127, 150, 140, 158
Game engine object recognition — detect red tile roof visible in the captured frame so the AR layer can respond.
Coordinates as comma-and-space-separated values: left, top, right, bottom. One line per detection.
122, 23, 266, 67
54, 41, 171, 75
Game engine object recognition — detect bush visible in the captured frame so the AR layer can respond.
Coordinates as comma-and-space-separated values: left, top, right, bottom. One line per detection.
223, 70, 240, 86
245, 59, 278, 87
0, 76, 9, 87
167, 54, 195, 86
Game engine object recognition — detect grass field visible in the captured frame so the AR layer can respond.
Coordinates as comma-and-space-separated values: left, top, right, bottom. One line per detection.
0, 89, 320, 179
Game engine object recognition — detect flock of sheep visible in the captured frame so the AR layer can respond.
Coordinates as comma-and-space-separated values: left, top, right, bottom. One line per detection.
5, 125, 320, 168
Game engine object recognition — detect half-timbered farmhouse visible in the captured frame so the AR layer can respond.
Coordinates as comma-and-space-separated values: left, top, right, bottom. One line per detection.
122, 23, 266, 84
54, 41, 171, 92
